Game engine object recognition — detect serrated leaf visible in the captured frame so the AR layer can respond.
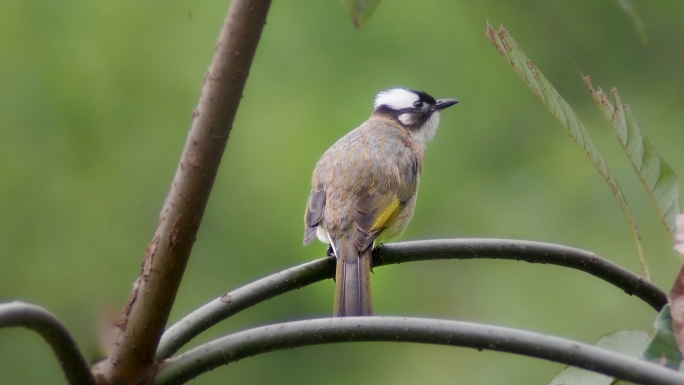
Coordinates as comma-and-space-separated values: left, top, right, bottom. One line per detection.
596, 329, 652, 355
642, 304, 682, 369
549, 367, 613, 385
584, 79, 680, 237
340, 0, 381, 28
615, 0, 649, 45
485, 23, 650, 280
548, 330, 651, 385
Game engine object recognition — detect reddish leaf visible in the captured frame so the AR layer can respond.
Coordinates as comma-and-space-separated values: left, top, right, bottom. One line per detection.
675, 214, 684, 256
668, 214, 684, 356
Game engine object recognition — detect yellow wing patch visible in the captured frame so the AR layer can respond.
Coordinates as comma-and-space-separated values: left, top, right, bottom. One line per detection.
368, 196, 401, 233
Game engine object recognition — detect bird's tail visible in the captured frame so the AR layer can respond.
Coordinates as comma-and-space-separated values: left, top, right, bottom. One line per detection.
332, 237, 372, 317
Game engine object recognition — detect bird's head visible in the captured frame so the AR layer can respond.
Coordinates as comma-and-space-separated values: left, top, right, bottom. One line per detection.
372, 88, 458, 146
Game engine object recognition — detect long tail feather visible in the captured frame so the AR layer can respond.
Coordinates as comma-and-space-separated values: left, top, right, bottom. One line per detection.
333, 238, 372, 316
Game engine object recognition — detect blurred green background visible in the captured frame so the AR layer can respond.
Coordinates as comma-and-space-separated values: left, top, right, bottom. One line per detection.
1, 0, 683, 384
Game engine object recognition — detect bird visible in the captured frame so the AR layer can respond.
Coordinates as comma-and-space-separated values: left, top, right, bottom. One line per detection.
303, 88, 458, 317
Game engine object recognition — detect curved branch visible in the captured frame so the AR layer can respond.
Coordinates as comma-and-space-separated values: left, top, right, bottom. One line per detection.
376, 239, 664, 309
156, 258, 336, 359
157, 238, 665, 359
154, 317, 684, 385
101, 0, 273, 383
0, 302, 95, 385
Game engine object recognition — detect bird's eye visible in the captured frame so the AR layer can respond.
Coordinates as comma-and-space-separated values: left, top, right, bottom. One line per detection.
413, 101, 423, 108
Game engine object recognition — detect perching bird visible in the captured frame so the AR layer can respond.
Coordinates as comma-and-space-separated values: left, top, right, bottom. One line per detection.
303, 88, 457, 316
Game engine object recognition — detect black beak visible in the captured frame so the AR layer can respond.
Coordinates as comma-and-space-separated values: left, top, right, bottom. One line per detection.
434, 98, 458, 111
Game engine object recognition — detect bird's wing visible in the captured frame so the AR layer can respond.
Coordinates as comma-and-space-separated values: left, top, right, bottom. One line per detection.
354, 193, 402, 251
303, 188, 326, 245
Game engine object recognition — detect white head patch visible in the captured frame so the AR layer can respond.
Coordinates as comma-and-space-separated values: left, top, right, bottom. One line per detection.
374, 89, 419, 110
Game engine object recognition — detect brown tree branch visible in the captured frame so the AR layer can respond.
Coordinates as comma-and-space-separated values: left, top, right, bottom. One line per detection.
97, 1, 272, 383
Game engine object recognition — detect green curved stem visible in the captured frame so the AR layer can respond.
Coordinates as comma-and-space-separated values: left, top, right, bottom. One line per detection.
154, 317, 684, 385
377, 239, 663, 308
156, 257, 335, 359
0, 302, 95, 385
157, 238, 665, 359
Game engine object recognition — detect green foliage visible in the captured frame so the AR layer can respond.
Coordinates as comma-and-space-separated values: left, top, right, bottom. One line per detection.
548, 329, 651, 385
489, 22, 683, 385
340, 0, 381, 28
1, 1, 683, 385
615, 0, 649, 45
547, 308, 684, 385
486, 23, 649, 279
584, 81, 680, 237
642, 305, 682, 370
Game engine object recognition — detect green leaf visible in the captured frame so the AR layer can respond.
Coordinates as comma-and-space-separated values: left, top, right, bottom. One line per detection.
584, 79, 680, 237
549, 367, 612, 385
615, 0, 649, 45
485, 23, 650, 280
548, 330, 651, 385
642, 305, 682, 369
339, 0, 381, 28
